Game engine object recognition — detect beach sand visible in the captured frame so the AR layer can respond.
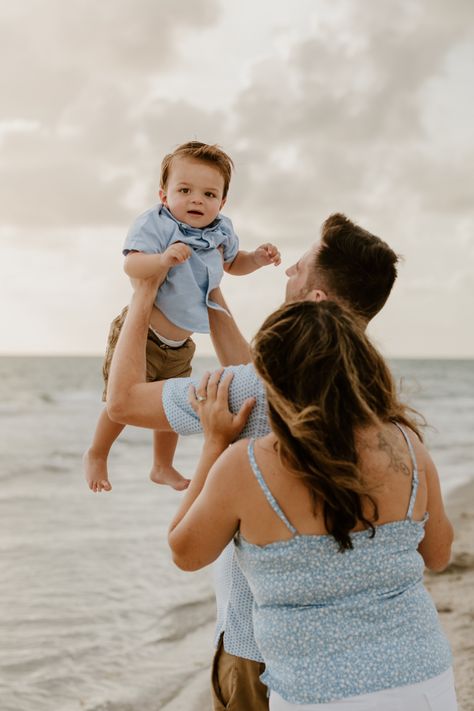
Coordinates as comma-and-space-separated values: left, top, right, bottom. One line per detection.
183, 480, 474, 711
425, 480, 474, 711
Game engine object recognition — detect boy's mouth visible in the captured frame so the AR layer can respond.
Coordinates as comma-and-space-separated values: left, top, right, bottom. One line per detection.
187, 210, 204, 216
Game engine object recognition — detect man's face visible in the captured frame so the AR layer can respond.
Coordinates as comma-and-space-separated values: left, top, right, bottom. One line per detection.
285, 245, 320, 302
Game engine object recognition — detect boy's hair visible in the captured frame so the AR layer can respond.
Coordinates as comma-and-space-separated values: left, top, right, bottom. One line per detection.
160, 141, 234, 198
313, 213, 399, 321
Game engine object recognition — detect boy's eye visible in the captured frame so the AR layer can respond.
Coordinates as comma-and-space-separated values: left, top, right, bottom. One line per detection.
179, 188, 190, 194
205, 192, 216, 198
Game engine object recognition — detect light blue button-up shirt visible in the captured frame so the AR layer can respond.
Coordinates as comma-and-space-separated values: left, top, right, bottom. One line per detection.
123, 205, 239, 333
163, 364, 270, 662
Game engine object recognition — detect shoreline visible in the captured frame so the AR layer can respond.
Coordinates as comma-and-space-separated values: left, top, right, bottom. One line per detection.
185, 477, 474, 711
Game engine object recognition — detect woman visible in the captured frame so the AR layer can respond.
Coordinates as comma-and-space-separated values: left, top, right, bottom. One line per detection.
168, 300, 457, 710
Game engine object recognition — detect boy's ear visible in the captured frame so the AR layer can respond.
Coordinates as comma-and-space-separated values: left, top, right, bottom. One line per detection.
220, 196, 227, 210
159, 189, 167, 205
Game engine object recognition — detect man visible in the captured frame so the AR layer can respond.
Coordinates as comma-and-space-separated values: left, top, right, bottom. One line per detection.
107, 213, 399, 710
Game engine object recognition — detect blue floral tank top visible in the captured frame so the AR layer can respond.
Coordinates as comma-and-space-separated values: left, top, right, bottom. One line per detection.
234, 424, 452, 704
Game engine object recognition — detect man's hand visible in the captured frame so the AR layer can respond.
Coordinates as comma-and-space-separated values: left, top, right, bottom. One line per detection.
252, 243, 281, 268
162, 242, 192, 269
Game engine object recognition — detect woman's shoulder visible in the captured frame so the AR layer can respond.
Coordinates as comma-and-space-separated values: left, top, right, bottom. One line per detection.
215, 435, 272, 471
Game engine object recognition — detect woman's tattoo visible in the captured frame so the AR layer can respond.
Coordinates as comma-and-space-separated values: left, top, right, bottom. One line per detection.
376, 432, 411, 476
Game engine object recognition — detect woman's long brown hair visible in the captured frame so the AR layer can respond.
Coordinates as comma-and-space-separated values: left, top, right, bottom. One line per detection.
252, 300, 423, 551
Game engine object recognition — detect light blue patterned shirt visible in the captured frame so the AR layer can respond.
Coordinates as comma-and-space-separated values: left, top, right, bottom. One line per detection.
234, 431, 452, 703
123, 204, 239, 333
163, 364, 269, 661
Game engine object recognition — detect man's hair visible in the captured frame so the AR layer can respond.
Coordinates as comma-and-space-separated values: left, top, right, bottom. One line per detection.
314, 213, 399, 321
252, 300, 422, 551
160, 141, 234, 198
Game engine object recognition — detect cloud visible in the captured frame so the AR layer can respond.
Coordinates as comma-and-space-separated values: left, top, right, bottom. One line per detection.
225, 0, 474, 246
1, 0, 473, 356
0, 0, 220, 227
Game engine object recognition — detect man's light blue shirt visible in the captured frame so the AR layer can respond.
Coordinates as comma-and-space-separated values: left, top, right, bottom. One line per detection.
163, 364, 269, 662
123, 205, 239, 333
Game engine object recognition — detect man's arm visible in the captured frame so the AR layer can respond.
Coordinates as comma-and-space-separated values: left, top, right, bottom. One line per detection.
208, 287, 252, 366
106, 276, 174, 431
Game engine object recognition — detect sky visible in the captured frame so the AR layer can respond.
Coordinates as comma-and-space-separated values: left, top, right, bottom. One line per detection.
1, 0, 473, 358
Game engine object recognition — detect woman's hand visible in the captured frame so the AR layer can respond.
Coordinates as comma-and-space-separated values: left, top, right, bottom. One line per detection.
189, 369, 255, 449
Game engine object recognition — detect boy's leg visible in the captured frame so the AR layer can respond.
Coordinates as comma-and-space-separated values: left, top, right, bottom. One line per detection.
149, 430, 190, 491
83, 407, 125, 492
146, 334, 195, 491
211, 637, 268, 711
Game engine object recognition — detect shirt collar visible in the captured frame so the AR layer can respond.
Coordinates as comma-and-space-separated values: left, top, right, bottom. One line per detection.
158, 203, 222, 232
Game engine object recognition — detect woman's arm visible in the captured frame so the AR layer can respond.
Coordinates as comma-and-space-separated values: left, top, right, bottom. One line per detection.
168, 371, 255, 571
168, 443, 246, 571
417, 450, 454, 572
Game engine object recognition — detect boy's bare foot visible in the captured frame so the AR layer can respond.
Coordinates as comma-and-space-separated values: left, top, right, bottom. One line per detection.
83, 449, 112, 492
150, 465, 190, 491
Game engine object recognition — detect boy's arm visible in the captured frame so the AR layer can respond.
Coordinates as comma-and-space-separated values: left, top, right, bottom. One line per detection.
124, 243, 192, 279
208, 288, 252, 365
224, 243, 281, 276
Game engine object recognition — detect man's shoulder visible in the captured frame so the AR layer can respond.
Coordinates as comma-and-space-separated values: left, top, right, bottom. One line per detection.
225, 363, 258, 382
225, 364, 265, 400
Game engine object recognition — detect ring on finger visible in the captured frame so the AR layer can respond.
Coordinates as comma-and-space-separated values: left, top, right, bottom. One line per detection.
196, 394, 207, 402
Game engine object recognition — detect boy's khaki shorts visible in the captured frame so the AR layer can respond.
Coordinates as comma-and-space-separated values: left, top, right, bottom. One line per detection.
102, 306, 195, 401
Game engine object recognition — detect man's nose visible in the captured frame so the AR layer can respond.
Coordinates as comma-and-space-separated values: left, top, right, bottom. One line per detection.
285, 264, 295, 277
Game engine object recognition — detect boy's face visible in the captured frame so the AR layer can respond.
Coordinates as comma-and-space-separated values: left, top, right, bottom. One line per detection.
160, 157, 226, 228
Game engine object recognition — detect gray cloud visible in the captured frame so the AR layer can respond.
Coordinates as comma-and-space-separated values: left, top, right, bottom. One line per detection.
1, 0, 473, 253
0, 0, 220, 226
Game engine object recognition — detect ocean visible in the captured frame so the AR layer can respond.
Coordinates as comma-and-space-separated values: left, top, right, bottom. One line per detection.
0, 356, 473, 711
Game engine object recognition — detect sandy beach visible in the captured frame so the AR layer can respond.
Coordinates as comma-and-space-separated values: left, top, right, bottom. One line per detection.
183, 479, 474, 711
425, 479, 474, 711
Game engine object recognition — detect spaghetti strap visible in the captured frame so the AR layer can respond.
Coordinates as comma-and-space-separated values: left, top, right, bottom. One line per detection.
393, 422, 419, 520
247, 440, 298, 535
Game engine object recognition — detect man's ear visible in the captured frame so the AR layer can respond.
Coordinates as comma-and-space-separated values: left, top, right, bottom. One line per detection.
159, 189, 168, 205
306, 289, 328, 303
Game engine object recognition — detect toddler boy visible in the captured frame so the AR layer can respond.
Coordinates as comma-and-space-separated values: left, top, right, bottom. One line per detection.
84, 141, 280, 492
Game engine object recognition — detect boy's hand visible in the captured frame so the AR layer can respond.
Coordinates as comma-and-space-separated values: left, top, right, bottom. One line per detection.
163, 242, 192, 269
253, 243, 281, 268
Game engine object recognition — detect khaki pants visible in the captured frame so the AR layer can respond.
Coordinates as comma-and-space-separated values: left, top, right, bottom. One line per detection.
211, 635, 268, 711
101, 306, 195, 400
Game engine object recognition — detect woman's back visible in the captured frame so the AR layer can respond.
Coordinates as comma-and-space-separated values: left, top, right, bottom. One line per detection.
238, 422, 426, 545
234, 423, 453, 704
